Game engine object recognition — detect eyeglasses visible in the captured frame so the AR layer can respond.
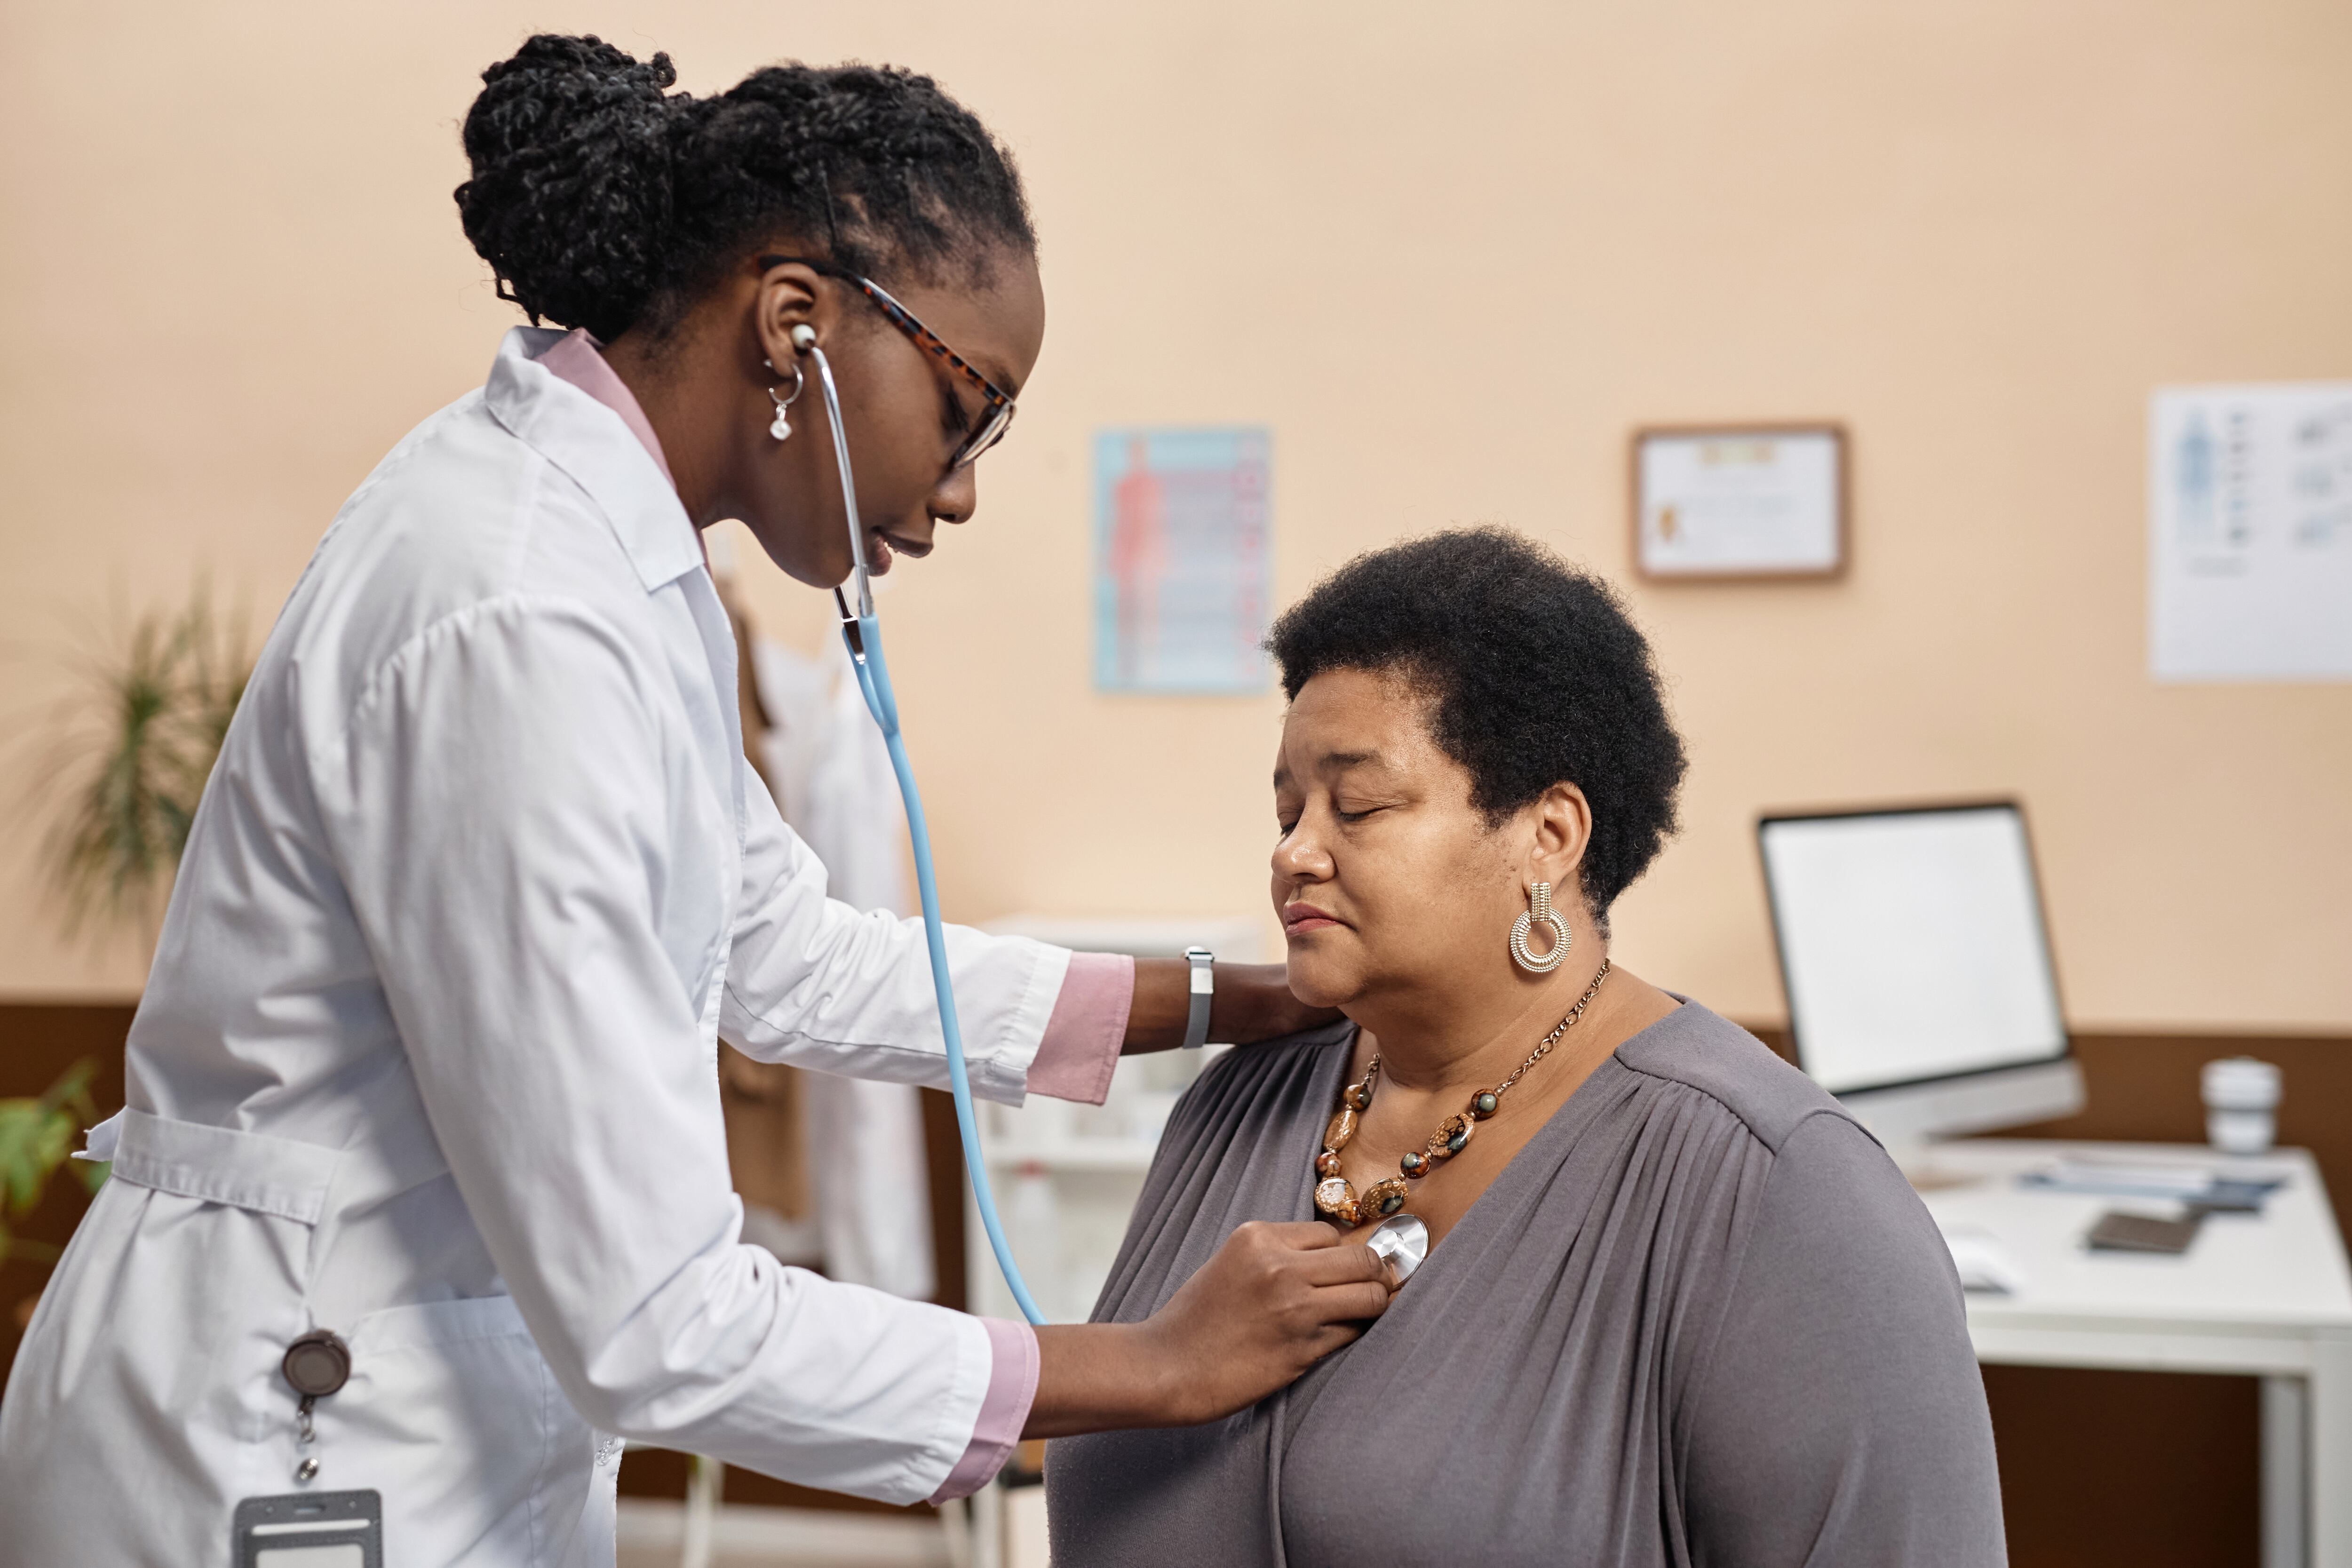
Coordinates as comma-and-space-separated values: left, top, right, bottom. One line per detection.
757, 255, 1018, 471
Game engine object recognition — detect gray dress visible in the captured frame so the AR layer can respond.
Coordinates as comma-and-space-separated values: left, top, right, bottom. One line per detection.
1047, 1001, 2004, 1567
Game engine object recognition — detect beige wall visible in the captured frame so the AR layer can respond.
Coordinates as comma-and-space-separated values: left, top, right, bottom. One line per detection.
3, 0, 2347, 1028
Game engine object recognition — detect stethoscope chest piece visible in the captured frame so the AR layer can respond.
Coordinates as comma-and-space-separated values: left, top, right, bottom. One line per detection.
1366, 1212, 1430, 1284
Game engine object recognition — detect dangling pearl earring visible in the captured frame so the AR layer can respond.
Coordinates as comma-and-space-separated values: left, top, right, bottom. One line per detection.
1510, 881, 1572, 974
766, 359, 805, 442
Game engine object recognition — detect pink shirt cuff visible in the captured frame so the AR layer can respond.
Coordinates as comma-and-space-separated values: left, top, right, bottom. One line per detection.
929, 1317, 1040, 1503
1025, 952, 1133, 1106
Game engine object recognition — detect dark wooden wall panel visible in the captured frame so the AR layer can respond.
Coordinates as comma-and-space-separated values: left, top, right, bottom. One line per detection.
5, 1001, 2342, 1553
1983, 1364, 2258, 1568
0, 1003, 134, 1369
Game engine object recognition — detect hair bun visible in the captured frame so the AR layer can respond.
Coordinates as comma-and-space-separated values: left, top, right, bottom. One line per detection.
455, 34, 683, 342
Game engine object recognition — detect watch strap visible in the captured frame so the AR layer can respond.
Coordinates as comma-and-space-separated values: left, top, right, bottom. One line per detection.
1181, 946, 1215, 1050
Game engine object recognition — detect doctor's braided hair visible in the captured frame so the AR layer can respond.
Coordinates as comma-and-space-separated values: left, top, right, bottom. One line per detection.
1266, 528, 1687, 928
455, 34, 1035, 344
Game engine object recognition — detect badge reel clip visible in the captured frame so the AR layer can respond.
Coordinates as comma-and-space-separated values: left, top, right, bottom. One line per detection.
233, 1329, 382, 1565
282, 1328, 350, 1484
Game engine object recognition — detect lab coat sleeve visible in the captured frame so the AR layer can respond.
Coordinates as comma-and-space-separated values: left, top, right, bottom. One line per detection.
718, 773, 1069, 1105
314, 597, 993, 1504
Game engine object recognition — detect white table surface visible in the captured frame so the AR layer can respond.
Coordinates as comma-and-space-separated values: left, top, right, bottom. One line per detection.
1919, 1139, 2352, 1568
1922, 1140, 2352, 1337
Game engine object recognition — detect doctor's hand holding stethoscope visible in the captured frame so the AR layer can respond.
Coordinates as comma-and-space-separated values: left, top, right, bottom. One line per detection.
0, 35, 1391, 1568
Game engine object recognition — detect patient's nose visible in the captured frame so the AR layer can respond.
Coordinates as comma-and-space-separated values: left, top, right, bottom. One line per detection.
1271, 821, 1333, 883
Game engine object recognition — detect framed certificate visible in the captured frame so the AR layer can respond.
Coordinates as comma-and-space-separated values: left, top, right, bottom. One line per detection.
1631, 424, 1848, 581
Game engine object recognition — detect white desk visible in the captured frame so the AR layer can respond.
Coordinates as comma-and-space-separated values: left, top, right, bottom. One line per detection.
1919, 1141, 2352, 1568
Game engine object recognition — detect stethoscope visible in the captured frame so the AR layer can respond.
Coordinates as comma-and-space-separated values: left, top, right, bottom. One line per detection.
790, 326, 1431, 1320
791, 322, 1051, 1325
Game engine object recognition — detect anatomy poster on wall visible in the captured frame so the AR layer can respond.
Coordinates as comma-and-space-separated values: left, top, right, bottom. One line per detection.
2150, 383, 2352, 681
1093, 428, 1271, 693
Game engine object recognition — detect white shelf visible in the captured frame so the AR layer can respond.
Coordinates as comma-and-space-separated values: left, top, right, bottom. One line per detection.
982, 1138, 1159, 1173
960, 921, 1236, 1329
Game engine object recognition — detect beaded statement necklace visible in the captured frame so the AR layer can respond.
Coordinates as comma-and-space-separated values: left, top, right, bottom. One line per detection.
1312, 960, 1611, 1228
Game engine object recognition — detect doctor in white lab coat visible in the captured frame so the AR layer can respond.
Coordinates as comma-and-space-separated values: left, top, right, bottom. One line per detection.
0, 38, 1391, 1566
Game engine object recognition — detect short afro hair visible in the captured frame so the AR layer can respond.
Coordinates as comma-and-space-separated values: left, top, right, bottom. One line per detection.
1265, 527, 1687, 921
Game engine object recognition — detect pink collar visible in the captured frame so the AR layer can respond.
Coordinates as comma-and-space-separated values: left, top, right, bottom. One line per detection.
535, 328, 676, 488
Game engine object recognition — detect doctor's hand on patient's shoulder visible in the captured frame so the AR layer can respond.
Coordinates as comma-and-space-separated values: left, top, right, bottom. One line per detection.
1123, 960, 1341, 1054
1021, 1220, 1393, 1438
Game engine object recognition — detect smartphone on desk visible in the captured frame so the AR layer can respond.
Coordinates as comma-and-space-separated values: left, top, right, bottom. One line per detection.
2086, 1210, 2204, 1254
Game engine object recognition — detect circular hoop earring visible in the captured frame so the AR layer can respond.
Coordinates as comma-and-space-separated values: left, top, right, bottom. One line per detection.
767, 361, 806, 442
1510, 881, 1572, 974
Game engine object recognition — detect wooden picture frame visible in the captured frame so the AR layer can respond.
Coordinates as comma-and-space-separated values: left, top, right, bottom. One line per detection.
1630, 423, 1849, 581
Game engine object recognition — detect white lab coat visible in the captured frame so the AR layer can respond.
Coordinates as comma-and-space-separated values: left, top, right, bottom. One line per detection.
753, 635, 939, 1302
0, 328, 1072, 1567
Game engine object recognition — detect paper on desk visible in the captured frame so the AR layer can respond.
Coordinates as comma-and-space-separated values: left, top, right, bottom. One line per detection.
2018, 1158, 2289, 1206
1939, 1225, 2027, 1295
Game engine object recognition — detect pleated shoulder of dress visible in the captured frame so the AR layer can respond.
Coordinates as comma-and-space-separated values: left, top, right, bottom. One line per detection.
1046, 1001, 2003, 1568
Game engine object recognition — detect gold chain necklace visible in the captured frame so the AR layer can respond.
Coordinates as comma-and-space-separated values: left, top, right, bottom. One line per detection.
1312, 960, 1611, 1228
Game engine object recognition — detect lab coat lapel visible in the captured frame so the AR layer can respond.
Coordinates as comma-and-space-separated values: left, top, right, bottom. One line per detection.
483, 326, 748, 922
683, 568, 749, 852
482, 327, 701, 594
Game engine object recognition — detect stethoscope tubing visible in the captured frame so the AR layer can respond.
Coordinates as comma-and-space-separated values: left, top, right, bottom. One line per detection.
808, 341, 1050, 1327
807, 344, 877, 622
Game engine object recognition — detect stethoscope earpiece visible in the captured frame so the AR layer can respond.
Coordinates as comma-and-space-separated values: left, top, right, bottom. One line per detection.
790, 324, 818, 353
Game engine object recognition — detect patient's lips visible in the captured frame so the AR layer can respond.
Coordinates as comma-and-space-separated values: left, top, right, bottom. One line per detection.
1282, 902, 1345, 936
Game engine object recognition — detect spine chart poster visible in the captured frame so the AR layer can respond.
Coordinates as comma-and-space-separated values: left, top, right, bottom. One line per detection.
1093, 428, 1271, 693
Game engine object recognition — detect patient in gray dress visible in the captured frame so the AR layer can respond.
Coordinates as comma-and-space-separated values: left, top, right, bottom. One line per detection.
1050, 529, 2004, 1567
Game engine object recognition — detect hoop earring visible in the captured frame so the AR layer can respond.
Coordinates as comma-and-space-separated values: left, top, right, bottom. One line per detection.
767, 361, 806, 442
1510, 881, 1571, 974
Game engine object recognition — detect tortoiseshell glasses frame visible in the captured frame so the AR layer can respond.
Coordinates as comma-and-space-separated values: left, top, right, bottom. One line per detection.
757, 254, 1018, 471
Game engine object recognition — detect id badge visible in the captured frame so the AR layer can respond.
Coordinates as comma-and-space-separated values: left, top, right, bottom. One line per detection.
232, 1490, 382, 1568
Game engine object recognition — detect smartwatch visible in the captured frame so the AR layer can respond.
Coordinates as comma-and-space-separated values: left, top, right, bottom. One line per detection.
1180, 946, 1215, 1050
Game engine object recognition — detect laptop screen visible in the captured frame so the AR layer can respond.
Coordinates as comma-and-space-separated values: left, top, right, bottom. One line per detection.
1758, 804, 2068, 1095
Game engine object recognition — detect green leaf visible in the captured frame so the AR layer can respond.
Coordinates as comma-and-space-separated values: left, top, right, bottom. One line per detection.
0, 1228, 63, 1266
0, 1101, 53, 1217
0, 1059, 111, 1222
36, 588, 254, 936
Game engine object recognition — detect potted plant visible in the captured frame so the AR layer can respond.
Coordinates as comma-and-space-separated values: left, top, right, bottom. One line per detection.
7, 592, 250, 1331
43, 593, 249, 937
